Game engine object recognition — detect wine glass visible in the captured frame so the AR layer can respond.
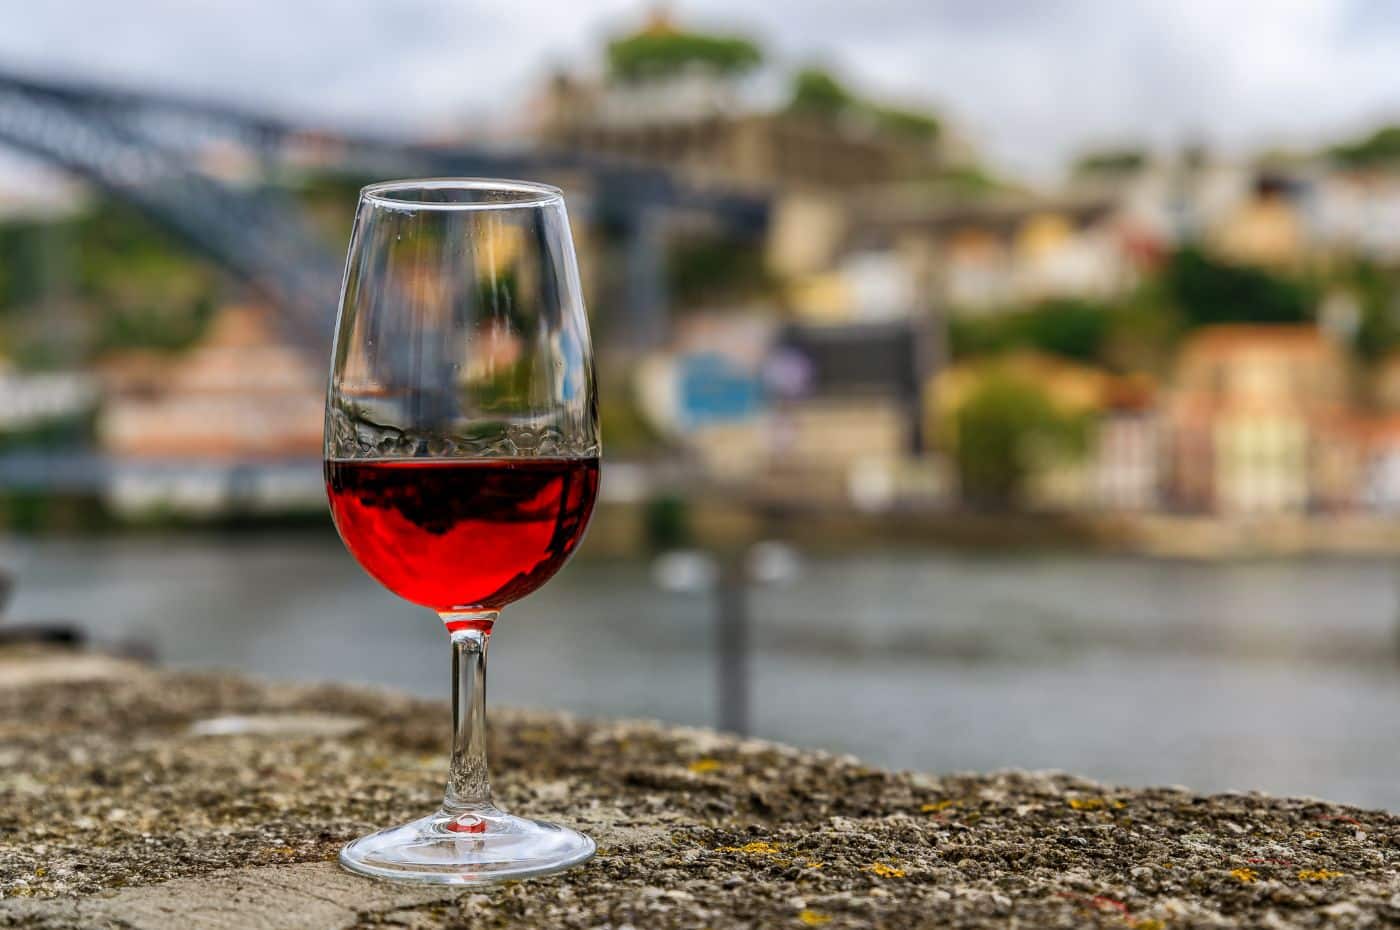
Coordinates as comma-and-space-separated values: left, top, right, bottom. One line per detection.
324, 179, 600, 884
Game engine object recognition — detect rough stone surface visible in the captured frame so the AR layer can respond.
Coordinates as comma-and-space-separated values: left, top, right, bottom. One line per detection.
1, 646, 1398, 929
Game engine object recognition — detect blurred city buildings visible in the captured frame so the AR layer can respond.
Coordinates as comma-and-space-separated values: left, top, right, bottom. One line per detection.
3, 11, 1400, 538
529, 10, 951, 193
578, 16, 1400, 525
99, 304, 322, 460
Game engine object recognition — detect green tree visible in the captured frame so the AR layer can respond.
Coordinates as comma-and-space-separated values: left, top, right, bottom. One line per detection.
1098, 292, 1183, 373
1330, 126, 1400, 168
949, 374, 1089, 509
1072, 148, 1146, 178
949, 299, 1114, 364
788, 68, 853, 116
1163, 247, 1313, 327
1340, 260, 1400, 361
1010, 300, 1112, 362
0, 220, 52, 308
76, 205, 217, 354
871, 106, 940, 141
786, 67, 939, 141
606, 30, 762, 81
932, 164, 1004, 197
668, 235, 774, 306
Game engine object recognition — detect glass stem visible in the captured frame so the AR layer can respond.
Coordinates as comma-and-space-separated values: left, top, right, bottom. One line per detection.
442, 612, 497, 812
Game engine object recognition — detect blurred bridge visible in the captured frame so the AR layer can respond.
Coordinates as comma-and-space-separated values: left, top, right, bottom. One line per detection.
0, 67, 771, 353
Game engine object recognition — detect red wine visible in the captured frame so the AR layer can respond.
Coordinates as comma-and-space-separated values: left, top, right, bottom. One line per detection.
325, 457, 599, 612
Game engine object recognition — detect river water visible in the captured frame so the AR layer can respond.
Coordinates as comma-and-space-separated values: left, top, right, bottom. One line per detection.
5, 530, 1400, 811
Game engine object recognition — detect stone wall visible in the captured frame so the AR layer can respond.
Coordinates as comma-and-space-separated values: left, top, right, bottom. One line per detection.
0, 647, 1395, 929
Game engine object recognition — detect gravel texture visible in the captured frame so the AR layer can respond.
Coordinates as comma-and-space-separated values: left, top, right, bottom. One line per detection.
0, 647, 1397, 928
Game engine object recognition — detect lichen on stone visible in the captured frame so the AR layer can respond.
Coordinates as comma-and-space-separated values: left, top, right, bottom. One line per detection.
1297, 869, 1344, 882
2, 651, 1399, 929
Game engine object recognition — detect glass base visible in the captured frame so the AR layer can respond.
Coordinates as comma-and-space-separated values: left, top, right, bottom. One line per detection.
339, 806, 595, 885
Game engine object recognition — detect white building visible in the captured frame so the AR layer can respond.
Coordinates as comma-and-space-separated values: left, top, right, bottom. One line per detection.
1095, 412, 1161, 511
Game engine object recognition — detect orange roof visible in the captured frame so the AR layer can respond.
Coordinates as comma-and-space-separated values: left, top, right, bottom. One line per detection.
1179, 324, 1335, 360
199, 303, 280, 348
1103, 372, 1157, 411
1355, 413, 1400, 444
94, 350, 175, 395
1170, 395, 1350, 421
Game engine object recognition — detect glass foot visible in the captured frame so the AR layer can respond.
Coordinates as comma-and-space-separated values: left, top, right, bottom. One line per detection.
339, 806, 595, 885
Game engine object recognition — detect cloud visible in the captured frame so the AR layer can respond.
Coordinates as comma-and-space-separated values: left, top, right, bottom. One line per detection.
1, 0, 1399, 179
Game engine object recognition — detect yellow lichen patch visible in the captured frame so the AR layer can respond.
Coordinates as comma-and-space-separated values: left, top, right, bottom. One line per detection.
864, 862, 907, 878
1068, 797, 1126, 811
717, 841, 783, 857
1297, 869, 1344, 882
1134, 920, 1166, 930
797, 910, 832, 927
804, 861, 825, 870
921, 800, 957, 813
687, 758, 723, 774
1229, 867, 1258, 884
32, 868, 45, 877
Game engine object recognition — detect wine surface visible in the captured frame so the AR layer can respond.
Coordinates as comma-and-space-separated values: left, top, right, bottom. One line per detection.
326, 457, 599, 611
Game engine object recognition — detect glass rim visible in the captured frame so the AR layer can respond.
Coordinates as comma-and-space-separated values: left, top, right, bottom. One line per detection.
360, 177, 565, 211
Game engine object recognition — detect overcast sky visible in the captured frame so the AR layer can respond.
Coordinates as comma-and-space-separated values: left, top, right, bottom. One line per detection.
2, 0, 1399, 181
